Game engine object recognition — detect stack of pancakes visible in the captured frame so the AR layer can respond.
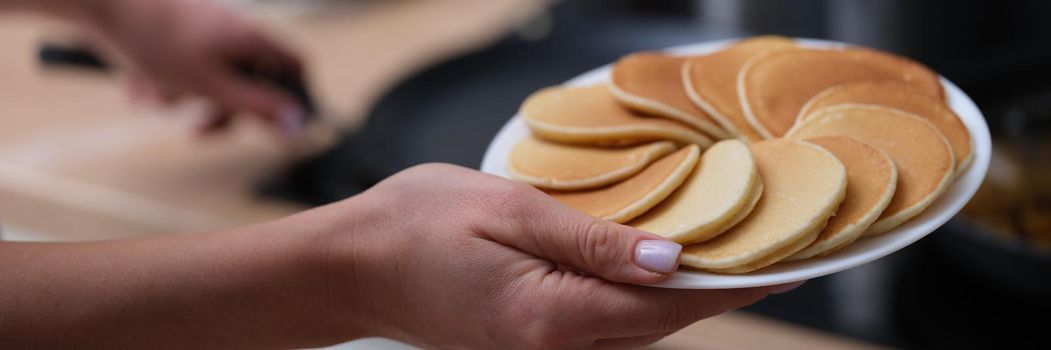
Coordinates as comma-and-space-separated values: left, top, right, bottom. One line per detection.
508, 36, 971, 273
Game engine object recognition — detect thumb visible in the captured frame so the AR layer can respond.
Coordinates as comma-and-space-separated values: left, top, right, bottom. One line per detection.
484, 186, 682, 285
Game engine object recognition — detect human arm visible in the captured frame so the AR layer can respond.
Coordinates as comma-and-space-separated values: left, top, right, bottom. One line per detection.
0, 164, 795, 349
0, 212, 350, 348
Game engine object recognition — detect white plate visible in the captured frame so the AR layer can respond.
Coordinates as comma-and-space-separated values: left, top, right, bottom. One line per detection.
479, 38, 991, 289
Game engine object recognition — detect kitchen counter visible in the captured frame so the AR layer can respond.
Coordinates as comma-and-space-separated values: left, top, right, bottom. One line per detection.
0, 2, 881, 349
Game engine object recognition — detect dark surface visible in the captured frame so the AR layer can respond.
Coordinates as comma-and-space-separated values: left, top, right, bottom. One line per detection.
893, 230, 1050, 349
746, 229, 1050, 349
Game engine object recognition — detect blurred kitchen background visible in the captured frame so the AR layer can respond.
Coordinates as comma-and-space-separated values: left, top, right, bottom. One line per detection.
1, 0, 1048, 348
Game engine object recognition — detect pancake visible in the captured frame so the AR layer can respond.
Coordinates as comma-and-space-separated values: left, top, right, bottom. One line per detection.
610, 53, 731, 139
797, 81, 973, 175
522, 85, 713, 147
787, 136, 898, 260
680, 139, 847, 273
786, 104, 955, 235
630, 139, 762, 244
508, 137, 676, 190
683, 36, 795, 141
739, 48, 944, 138
547, 145, 700, 223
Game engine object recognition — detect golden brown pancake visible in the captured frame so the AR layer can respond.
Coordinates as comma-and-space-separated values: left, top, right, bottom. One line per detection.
548, 145, 700, 223
508, 137, 676, 190
522, 85, 713, 147
630, 139, 762, 243
788, 136, 898, 260
797, 81, 973, 175
683, 36, 795, 141
739, 48, 944, 138
681, 139, 847, 273
610, 53, 730, 139
786, 104, 955, 235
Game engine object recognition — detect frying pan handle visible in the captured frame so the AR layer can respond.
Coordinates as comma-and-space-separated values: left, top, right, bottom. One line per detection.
38, 43, 110, 71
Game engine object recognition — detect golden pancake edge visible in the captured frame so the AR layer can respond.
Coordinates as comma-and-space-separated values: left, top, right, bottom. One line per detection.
522, 84, 713, 147
788, 136, 898, 260
739, 48, 945, 139
786, 104, 955, 235
796, 80, 973, 176
683, 36, 795, 142
680, 139, 847, 273
547, 145, 700, 223
630, 139, 762, 244
508, 137, 677, 190
610, 52, 731, 139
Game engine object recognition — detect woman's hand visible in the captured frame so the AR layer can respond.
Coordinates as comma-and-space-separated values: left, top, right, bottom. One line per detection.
0, 163, 799, 349
312, 164, 799, 349
81, 0, 306, 135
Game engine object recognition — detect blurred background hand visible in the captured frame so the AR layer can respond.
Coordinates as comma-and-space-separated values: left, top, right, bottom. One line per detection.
83, 0, 305, 136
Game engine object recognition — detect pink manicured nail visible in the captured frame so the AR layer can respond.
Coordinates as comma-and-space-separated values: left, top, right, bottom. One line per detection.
635, 240, 682, 273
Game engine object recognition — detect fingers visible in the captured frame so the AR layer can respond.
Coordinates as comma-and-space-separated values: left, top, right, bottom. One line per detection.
583, 280, 806, 338
770, 280, 806, 294
226, 28, 304, 79
571, 282, 778, 337
197, 106, 234, 135
520, 274, 785, 346
111, 9, 307, 138
246, 33, 304, 80
131, 65, 306, 138
593, 333, 672, 349
222, 29, 307, 129
658, 286, 775, 321
482, 187, 682, 285
199, 66, 304, 137
127, 73, 176, 106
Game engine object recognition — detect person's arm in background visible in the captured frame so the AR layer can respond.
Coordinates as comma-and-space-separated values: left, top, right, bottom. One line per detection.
2, 0, 307, 135
0, 164, 797, 349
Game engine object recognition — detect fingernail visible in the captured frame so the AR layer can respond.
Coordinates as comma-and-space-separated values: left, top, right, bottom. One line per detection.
770, 281, 806, 294
634, 240, 682, 273
279, 106, 305, 138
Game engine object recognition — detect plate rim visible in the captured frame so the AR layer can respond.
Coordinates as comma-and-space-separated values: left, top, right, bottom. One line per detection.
479, 37, 992, 289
